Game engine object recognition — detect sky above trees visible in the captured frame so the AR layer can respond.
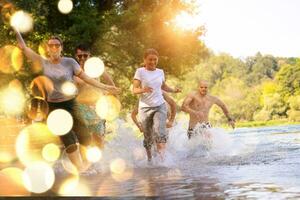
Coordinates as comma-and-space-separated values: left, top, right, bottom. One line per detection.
198, 0, 300, 57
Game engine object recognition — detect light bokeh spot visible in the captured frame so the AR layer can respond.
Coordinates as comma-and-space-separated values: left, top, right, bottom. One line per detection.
47, 109, 73, 136
84, 57, 105, 78
10, 10, 33, 33
0, 167, 29, 195
11, 47, 23, 71
16, 123, 61, 166
0, 118, 25, 164
96, 95, 121, 121
58, 177, 91, 196
0, 85, 25, 115
22, 162, 55, 193
86, 147, 102, 163
58, 0, 73, 14
61, 81, 77, 96
0, 45, 23, 74
110, 158, 126, 175
38, 43, 47, 58
42, 143, 61, 162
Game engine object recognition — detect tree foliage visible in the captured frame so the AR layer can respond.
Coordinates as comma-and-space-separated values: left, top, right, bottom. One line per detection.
1, 0, 208, 109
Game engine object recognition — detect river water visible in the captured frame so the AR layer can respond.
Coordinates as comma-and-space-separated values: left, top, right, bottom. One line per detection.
53, 121, 300, 199
1, 118, 300, 199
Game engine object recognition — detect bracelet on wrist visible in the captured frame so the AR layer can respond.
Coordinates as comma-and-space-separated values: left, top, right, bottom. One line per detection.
228, 117, 234, 121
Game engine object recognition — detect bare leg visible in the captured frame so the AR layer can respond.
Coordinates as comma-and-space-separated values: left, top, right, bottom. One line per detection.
156, 142, 166, 161
93, 133, 105, 149
66, 145, 84, 170
146, 148, 152, 162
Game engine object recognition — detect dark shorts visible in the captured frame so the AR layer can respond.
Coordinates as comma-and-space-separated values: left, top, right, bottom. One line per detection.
48, 99, 92, 150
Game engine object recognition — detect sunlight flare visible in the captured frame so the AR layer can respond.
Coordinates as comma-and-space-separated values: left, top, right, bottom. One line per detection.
22, 162, 55, 193
58, 0, 73, 14
10, 10, 33, 33
84, 57, 105, 78
47, 109, 73, 136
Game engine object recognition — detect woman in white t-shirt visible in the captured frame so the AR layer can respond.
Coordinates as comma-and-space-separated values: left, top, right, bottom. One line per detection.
132, 48, 180, 162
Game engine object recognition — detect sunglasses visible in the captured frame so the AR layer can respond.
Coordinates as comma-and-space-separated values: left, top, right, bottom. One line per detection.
48, 44, 61, 48
77, 54, 89, 59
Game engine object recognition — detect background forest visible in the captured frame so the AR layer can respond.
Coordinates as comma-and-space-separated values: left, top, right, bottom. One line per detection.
0, 0, 299, 126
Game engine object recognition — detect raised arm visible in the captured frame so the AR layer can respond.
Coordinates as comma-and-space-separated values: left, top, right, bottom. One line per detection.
77, 70, 120, 95
101, 71, 115, 86
14, 27, 42, 62
214, 97, 235, 128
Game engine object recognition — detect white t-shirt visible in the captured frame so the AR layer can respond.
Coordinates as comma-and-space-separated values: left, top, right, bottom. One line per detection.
134, 67, 165, 107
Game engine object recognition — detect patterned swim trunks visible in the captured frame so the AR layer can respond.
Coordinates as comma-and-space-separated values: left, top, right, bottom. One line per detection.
187, 122, 212, 139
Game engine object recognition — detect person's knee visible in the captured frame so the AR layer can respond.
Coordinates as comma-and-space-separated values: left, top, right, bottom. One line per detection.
76, 130, 92, 146
73, 124, 92, 147
65, 144, 78, 153
155, 136, 167, 144
78, 135, 92, 146
143, 139, 153, 150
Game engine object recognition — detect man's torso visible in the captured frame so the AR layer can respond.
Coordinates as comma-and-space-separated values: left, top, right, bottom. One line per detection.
189, 93, 215, 128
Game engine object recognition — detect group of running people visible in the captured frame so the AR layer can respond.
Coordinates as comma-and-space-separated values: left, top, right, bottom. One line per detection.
13, 28, 235, 170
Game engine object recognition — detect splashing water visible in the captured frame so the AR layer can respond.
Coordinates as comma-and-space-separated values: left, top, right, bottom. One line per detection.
34, 119, 300, 198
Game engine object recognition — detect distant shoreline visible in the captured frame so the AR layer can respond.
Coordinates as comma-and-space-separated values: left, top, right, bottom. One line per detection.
233, 120, 300, 128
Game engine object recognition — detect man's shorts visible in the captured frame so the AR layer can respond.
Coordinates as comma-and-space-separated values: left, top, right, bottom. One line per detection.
187, 122, 212, 139
139, 103, 168, 149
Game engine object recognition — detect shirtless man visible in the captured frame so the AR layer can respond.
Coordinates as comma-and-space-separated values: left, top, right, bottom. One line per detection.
181, 80, 235, 139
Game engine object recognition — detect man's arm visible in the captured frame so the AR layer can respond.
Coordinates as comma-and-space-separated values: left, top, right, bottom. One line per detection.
131, 104, 143, 132
214, 97, 235, 128
77, 70, 120, 94
181, 93, 196, 115
162, 92, 176, 127
101, 71, 115, 86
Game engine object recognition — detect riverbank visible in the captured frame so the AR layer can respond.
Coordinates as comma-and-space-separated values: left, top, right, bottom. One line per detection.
236, 119, 300, 128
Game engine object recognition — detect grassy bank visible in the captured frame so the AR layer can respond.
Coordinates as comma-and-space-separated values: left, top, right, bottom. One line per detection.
235, 120, 300, 128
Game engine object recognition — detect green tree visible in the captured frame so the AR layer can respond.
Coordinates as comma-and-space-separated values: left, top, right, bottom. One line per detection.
275, 61, 300, 101
287, 95, 300, 121
1, 0, 208, 110
245, 53, 279, 85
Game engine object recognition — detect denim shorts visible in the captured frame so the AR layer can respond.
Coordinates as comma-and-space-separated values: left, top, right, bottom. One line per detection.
139, 103, 168, 149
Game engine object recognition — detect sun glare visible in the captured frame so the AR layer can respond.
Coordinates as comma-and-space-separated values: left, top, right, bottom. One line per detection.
10, 10, 33, 33
58, 0, 73, 14
172, 11, 202, 31
84, 57, 105, 78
